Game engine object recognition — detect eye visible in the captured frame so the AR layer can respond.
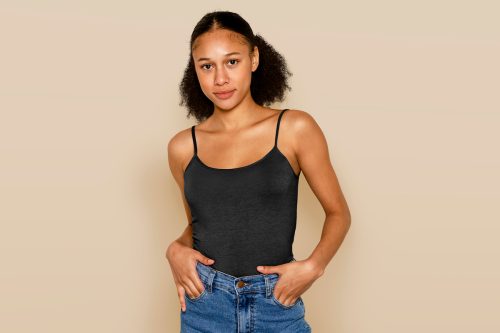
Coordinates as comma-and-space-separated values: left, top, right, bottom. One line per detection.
200, 59, 239, 71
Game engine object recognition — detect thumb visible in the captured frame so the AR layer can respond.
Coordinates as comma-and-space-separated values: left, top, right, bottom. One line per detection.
256, 265, 279, 274
197, 253, 215, 265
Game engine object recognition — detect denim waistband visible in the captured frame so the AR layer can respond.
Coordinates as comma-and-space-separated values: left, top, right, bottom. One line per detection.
195, 258, 296, 295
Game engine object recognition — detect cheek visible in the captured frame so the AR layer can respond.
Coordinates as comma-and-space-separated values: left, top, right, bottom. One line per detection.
231, 68, 252, 87
196, 75, 212, 93
240, 74, 253, 90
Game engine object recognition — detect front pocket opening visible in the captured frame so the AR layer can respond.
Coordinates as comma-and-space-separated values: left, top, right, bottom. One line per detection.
272, 293, 301, 309
186, 288, 207, 302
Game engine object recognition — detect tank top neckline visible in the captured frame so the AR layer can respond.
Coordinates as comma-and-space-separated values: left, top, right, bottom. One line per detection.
184, 108, 299, 177
193, 145, 278, 172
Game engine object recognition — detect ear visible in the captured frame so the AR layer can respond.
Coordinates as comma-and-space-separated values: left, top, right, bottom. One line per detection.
251, 45, 259, 72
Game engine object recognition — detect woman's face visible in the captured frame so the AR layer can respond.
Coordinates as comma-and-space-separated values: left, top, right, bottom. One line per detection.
191, 29, 258, 109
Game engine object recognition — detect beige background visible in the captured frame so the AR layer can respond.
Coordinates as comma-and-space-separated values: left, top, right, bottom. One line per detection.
1, 1, 499, 332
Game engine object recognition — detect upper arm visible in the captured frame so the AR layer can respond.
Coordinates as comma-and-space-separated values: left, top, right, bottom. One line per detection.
291, 110, 350, 218
167, 129, 195, 225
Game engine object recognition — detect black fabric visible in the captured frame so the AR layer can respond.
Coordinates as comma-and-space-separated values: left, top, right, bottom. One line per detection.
183, 109, 301, 277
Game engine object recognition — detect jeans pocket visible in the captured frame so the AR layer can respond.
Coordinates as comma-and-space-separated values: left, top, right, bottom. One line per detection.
185, 274, 209, 303
269, 258, 302, 309
271, 280, 303, 309
271, 292, 303, 309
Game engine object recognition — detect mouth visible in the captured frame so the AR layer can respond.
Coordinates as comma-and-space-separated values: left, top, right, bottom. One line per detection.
214, 89, 236, 100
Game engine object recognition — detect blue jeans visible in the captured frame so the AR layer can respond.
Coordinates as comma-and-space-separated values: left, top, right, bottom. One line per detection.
180, 259, 312, 332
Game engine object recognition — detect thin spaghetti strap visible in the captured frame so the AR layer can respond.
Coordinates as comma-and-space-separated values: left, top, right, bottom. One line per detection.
191, 125, 198, 155
274, 109, 289, 147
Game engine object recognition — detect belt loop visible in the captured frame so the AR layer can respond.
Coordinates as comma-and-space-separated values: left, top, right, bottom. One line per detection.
206, 269, 215, 293
264, 275, 272, 298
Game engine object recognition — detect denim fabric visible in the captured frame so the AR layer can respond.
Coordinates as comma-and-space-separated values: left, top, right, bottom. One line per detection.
180, 259, 312, 332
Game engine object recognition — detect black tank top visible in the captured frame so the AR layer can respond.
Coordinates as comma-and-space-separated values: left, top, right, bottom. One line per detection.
183, 109, 301, 277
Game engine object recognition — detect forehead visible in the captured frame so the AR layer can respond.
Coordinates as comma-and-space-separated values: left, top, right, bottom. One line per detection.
192, 29, 248, 58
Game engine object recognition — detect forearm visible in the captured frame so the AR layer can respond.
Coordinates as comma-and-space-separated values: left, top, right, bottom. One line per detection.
177, 225, 194, 247
167, 225, 193, 257
306, 212, 351, 277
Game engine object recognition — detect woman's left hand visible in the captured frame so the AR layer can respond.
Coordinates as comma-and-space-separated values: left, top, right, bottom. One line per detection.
256, 259, 324, 307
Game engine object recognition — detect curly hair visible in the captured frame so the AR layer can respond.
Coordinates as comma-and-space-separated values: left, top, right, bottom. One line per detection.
178, 11, 293, 123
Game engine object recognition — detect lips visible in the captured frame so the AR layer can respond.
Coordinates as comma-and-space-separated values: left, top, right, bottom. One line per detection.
214, 89, 235, 100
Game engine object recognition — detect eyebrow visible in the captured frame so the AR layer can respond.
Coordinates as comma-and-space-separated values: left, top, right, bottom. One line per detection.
196, 52, 241, 62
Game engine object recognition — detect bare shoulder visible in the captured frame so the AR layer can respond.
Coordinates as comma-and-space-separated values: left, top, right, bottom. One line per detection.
167, 126, 196, 181
279, 109, 325, 159
168, 127, 192, 161
281, 108, 321, 135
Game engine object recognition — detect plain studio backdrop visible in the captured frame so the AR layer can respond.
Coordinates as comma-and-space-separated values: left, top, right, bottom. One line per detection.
1, 1, 499, 332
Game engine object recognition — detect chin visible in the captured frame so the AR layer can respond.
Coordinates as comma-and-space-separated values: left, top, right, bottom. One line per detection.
215, 102, 238, 111
213, 98, 241, 111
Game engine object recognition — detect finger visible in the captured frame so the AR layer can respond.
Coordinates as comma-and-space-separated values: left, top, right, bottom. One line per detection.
273, 289, 282, 302
257, 265, 280, 274
274, 287, 293, 306
276, 294, 288, 306
190, 268, 207, 295
193, 275, 205, 295
183, 277, 205, 299
197, 253, 215, 265
181, 264, 205, 299
276, 292, 295, 307
283, 295, 297, 307
178, 286, 187, 312
273, 282, 284, 298
180, 277, 196, 299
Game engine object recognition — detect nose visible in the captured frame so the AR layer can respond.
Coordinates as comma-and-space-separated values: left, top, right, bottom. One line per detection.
214, 67, 229, 85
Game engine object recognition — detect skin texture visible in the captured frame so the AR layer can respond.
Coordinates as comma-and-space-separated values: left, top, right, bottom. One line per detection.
167, 28, 351, 312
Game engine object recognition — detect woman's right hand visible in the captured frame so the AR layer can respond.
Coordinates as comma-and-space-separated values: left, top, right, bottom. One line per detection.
165, 241, 215, 312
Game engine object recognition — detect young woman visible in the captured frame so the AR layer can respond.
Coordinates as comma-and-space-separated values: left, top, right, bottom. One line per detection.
166, 11, 351, 332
